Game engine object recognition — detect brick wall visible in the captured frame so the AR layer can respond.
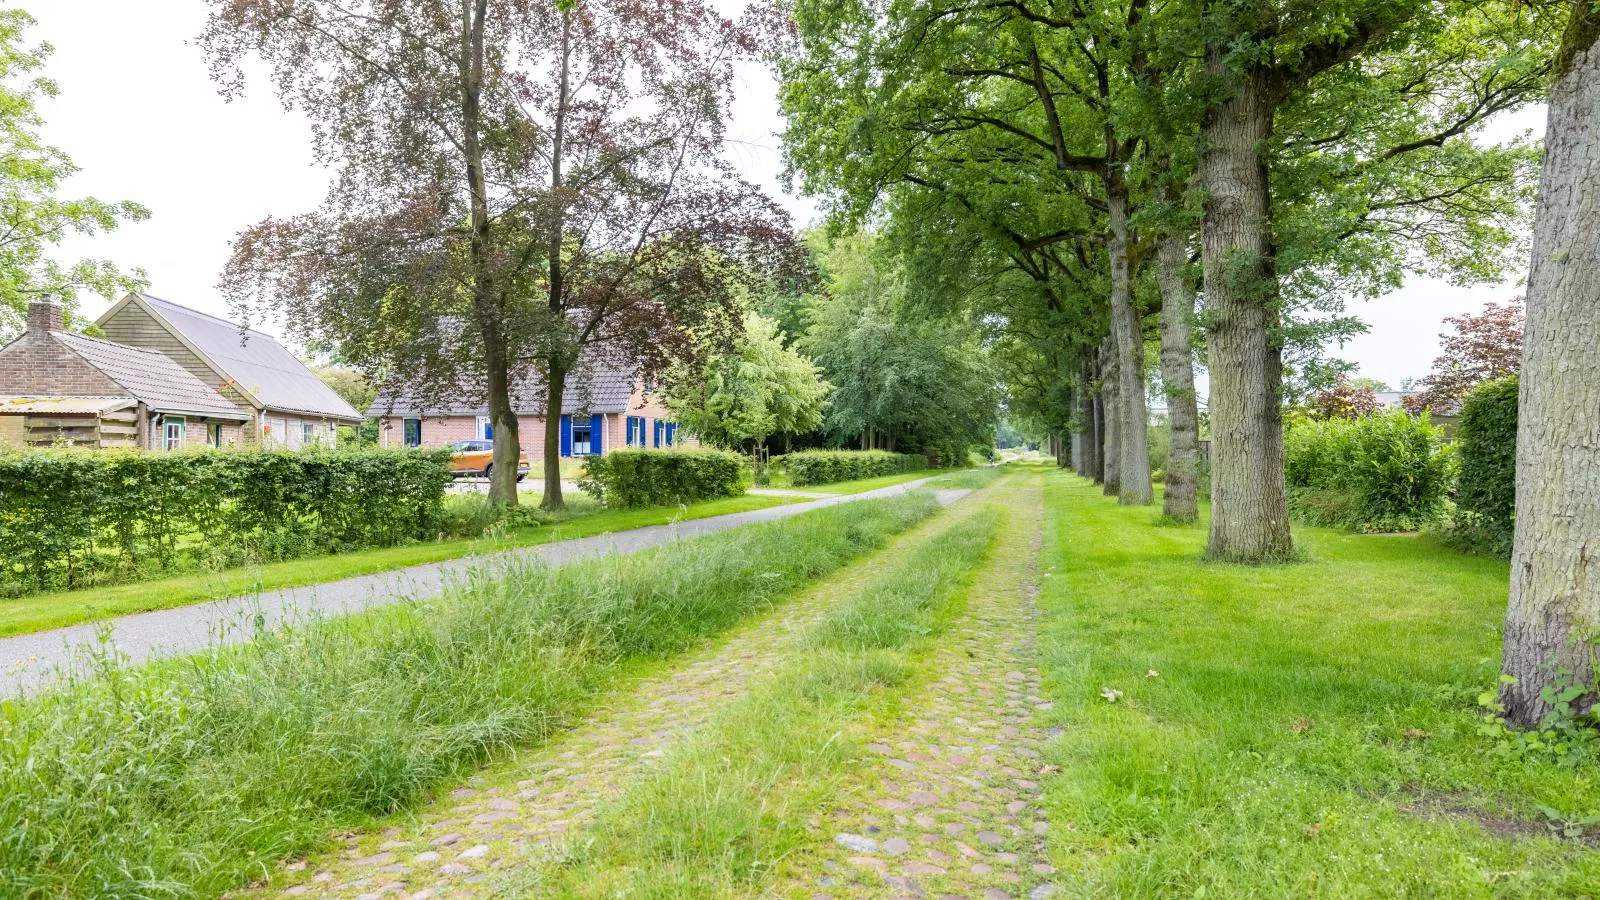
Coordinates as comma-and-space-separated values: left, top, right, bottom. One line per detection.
0, 304, 125, 398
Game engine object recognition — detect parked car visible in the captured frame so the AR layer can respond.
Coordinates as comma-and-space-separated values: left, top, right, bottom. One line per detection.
447, 440, 530, 481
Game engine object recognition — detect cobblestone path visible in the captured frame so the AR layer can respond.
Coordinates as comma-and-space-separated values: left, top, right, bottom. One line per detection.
783, 478, 1052, 899
261, 498, 983, 899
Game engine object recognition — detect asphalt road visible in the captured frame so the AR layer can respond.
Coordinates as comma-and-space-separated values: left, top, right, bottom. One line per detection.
0, 479, 965, 698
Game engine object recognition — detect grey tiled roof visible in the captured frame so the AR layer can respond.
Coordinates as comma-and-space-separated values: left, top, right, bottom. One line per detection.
52, 332, 250, 419
369, 353, 637, 417
139, 295, 362, 421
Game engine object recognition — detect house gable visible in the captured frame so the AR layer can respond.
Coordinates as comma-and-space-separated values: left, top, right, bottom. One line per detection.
98, 295, 260, 413
0, 329, 124, 399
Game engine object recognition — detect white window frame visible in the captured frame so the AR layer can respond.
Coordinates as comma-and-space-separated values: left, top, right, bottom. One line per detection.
476, 415, 493, 440
163, 416, 186, 451
300, 421, 316, 447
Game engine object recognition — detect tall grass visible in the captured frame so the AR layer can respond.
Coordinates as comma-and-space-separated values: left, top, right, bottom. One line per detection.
522, 507, 1002, 896
0, 494, 938, 898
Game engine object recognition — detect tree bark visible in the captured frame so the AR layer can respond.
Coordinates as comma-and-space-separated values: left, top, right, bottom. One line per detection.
1157, 230, 1200, 523
540, 9, 574, 511
1198, 61, 1292, 562
1100, 335, 1121, 496
1107, 179, 1152, 504
1499, 19, 1600, 728
459, 0, 520, 506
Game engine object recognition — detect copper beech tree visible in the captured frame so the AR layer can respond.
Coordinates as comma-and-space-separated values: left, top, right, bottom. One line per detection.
204, 0, 794, 507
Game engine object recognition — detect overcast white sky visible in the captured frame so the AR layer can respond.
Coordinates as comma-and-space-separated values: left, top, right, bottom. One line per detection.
33, 0, 1540, 389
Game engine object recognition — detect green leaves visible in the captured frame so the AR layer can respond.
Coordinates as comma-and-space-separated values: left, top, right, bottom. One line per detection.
664, 312, 829, 450
0, 9, 147, 338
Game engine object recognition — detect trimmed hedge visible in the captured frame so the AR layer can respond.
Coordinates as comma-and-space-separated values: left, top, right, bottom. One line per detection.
1283, 409, 1453, 532
578, 449, 746, 508
0, 448, 452, 596
1449, 376, 1518, 555
781, 450, 925, 486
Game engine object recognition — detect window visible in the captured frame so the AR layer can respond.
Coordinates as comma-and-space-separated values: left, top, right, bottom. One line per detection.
653, 418, 663, 448
571, 418, 593, 456
626, 415, 645, 447
301, 422, 316, 446
665, 422, 678, 447
477, 415, 493, 440
163, 416, 186, 451
210, 423, 223, 448
403, 417, 422, 448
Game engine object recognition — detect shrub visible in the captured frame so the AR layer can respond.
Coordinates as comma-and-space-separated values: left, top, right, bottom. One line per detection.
578, 449, 746, 508
0, 448, 452, 596
1283, 409, 1453, 532
1448, 376, 1518, 555
0, 494, 938, 896
780, 450, 926, 486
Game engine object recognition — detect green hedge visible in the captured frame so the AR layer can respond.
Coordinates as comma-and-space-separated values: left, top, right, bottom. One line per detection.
1283, 410, 1453, 532
578, 449, 746, 508
0, 448, 452, 596
780, 450, 926, 486
1449, 376, 1518, 555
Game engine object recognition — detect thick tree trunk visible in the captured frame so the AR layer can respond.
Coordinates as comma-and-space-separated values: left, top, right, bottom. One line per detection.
1100, 336, 1121, 497
1157, 231, 1200, 523
1198, 62, 1292, 562
1078, 369, 1097, 477
459, 0, 519, 506
1500, 24, 1600, 729
540, 358, 568, 510
1107, 180, 1152, 504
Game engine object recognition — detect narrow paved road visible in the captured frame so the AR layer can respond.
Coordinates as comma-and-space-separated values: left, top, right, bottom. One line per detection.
0, 478, 958, 698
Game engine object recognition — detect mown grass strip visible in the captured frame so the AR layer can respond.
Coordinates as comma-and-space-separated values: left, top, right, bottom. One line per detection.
1036, 472, 1600, 895
0, 493, 793, 639
519, 505, 1003, 896
0, 493, 938, 897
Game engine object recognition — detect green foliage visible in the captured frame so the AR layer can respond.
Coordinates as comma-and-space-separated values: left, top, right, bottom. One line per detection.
0, 448, 451, 595
1283, 410, 1453, 532
578, 449, 746, 508
0, 493, 938, 896
1448, 375, 1519, 556
664, 312, 829, 450
781, 450, 926, 486
0, 9, 148, 337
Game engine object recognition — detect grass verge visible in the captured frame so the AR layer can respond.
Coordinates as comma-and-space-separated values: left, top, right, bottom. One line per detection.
0, 493, 937, 897
519, 504, 1003, 895
801, 469, 945, 494
1038, 472, 1600, 896
0, 494, 793, 639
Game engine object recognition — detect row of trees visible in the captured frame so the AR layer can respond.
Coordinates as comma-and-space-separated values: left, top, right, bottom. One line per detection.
777, 0, 1598, 727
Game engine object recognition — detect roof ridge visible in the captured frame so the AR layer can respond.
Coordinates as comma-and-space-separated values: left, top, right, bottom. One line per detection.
52, 330, 168, 357
142, 293, 275, 341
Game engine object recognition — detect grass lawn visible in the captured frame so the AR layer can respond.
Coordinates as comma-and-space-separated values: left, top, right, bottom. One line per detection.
0, 493, 794, 639
1039, 471, 1600, 895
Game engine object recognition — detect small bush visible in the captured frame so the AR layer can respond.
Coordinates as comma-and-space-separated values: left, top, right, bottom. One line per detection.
0, 448, 452, 596
780, 450, 926, 486
1448, 376, 1518, 555
578, 449, 746, 508
1283, 410, 1452, 532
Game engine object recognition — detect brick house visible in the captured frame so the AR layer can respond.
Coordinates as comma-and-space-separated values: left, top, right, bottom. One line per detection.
0, 300, 251, 449
370, 353, 691, 459
95, 293, 361, 447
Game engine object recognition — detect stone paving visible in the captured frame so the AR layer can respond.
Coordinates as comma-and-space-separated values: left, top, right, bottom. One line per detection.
259, 498, 982, 899
783, 479, 1054, 899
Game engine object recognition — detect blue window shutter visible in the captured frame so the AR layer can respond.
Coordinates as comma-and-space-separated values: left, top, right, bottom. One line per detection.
667, 423, 677, 446
590, 414, 603, 455
560, 415, 572, 457
654, 419, 663, 448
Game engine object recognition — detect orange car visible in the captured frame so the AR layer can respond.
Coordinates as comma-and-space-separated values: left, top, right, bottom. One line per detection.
447, 440, 531, 482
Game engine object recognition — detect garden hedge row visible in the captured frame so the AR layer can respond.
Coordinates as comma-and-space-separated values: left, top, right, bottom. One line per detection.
1283, 409, 1453, 533
1450, 376, 1518, 555
780, 450, 925, 486
0, 448, 452, 596
578, 449, 746, 508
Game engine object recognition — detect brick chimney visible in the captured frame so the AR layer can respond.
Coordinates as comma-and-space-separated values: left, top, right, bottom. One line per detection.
26, 298, 64, 334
